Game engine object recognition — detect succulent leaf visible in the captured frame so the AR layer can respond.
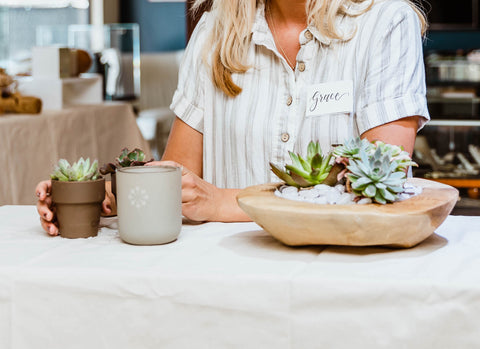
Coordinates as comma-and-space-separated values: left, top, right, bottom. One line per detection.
269, 163, 298, 187
50, 158, 101, 182
346, 145, 407, 204
285, 164, 310, 178
289, 172, 313, 187
333, 137, 374, 160
322, 162, 344, 186
104, 147, 153, 173
270, 141, 335, 188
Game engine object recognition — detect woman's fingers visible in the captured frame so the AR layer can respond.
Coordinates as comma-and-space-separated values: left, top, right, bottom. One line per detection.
35, 180, 52, 201
181, 186, 197, 203
40, 217, 58, 236
146, 161, 213, 221
36, 197, 54, 220
102, 198, 112, 215
36, 179, 57, 235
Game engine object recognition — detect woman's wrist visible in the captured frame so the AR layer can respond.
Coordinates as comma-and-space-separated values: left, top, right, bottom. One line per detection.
213, 188, 251, 222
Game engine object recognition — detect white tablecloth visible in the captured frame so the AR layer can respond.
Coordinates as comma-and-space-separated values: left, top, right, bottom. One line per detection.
0, 206, 479, 349
0, 103, 150, 205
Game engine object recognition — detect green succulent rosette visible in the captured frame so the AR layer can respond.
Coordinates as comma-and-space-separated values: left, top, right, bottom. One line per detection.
51, 158, 100, 182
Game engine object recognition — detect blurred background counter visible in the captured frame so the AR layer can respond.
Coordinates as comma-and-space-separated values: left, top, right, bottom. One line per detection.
0, 102, 150, 205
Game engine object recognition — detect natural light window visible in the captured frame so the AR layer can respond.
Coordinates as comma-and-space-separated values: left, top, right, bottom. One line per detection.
0, 1, 89, 8
0, 0, 89, 74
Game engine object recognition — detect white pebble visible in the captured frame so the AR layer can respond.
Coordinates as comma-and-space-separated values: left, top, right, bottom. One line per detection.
282, 186, 299, 195
396, 193, 413, 201
276, 184, 421, 205
334, 184, 346, 194
299, 189, 320, 199
313, 196, 328, 204
337, 192, 356, 205
314, 184, 331, 191
357, 198, 372, 205
326, 190, 342, 204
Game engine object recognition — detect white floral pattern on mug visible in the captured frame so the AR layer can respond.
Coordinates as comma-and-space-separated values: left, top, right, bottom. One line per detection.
128, 186, 149, 208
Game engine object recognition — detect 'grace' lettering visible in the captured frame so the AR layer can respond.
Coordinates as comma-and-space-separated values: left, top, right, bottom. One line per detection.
310, 91, 349, 112
305, 80, 354, 117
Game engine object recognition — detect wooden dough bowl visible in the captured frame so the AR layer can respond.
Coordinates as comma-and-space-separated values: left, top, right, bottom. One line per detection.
237, 178, 459, 248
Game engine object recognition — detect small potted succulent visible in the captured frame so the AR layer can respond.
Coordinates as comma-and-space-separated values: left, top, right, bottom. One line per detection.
100, 148, 153, 198
51, 157, 105, 239
270, 137, 418, 205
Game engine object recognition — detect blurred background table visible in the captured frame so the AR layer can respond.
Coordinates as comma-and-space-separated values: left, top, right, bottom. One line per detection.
0, 103, 150, 205
0, 206, 480, 349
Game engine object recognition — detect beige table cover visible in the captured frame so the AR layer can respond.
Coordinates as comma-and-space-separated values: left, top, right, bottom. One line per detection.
0, 103, 150, 205
0, 206, 480, 349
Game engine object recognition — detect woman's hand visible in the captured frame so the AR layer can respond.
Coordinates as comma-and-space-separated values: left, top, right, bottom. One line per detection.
146, 161, 250, 222
35, 180, 114, 236
36, 180, 58, 236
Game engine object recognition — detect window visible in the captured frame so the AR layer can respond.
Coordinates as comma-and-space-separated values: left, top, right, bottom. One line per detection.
0, 1, 89, 74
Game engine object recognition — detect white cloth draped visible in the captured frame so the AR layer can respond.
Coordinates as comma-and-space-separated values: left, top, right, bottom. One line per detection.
0, 206, 479, 348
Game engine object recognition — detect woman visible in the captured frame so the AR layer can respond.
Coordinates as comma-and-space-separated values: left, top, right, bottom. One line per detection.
37, 0, 429, 234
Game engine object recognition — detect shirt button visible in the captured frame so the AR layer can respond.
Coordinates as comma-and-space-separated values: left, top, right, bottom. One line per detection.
286, 96, 293, 106
298, 62, 306, 72
281, 133, 290, 142
304, 30, 313, 40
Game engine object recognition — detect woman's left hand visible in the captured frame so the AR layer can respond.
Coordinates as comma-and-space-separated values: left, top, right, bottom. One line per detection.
146, 161, 248, 222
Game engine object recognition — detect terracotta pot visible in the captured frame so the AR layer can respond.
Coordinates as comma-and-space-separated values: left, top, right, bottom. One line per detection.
51, 178, 105, 239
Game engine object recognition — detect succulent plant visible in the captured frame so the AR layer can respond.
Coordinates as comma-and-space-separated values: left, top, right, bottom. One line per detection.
270, 141, 337, 188
116, 147, 149, 167
373, 141, 417, 171
333, 137, 374, 160
271, 137, 417, 204
347, 147, 406, 204
51, 158, 101, 182
100, 148, 153, 175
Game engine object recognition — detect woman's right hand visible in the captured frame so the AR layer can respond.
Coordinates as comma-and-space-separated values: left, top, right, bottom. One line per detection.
36, 180, 115, 236
36, 180, 58, 236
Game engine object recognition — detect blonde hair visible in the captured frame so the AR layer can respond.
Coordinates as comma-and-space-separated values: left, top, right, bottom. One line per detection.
191, 0, 427, 98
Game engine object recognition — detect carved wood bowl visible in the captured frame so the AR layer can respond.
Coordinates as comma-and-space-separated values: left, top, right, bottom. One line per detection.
237, 178, 459, 248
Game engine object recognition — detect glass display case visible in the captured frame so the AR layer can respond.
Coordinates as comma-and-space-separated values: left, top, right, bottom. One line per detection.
67, 23, 140, 101
415, 50, 480, 214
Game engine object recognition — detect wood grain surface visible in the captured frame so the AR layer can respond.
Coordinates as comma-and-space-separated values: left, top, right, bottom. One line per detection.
237, 178, 459, 248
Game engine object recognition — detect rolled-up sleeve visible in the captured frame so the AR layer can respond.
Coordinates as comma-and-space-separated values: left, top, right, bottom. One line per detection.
170, 14, 208, 133
356, 4, 430, 135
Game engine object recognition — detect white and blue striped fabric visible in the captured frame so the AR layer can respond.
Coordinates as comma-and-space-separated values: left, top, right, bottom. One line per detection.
171, 0, 430, 189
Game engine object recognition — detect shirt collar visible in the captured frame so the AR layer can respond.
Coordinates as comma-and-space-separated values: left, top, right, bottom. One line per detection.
251, 2, 334, 47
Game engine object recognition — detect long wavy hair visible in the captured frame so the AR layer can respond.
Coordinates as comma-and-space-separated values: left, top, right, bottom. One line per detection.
190, 0, 427, 98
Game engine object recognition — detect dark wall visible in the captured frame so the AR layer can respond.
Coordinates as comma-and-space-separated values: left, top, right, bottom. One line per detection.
120, 0, 186, 52
424, 31, 480, 52
119, 0, 480, 54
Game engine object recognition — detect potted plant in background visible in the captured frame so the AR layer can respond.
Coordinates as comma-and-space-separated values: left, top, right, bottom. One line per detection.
51, 157, 105, 239
100, 148, 153, 198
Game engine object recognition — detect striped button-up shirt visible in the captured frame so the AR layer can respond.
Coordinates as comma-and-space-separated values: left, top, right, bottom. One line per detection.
170, 0, 429, 189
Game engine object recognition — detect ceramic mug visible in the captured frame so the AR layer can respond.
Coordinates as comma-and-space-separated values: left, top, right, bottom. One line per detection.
116, 165, 182, 245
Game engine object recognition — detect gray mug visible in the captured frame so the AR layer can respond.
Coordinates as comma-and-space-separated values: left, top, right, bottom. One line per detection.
116, 166, 182, 245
